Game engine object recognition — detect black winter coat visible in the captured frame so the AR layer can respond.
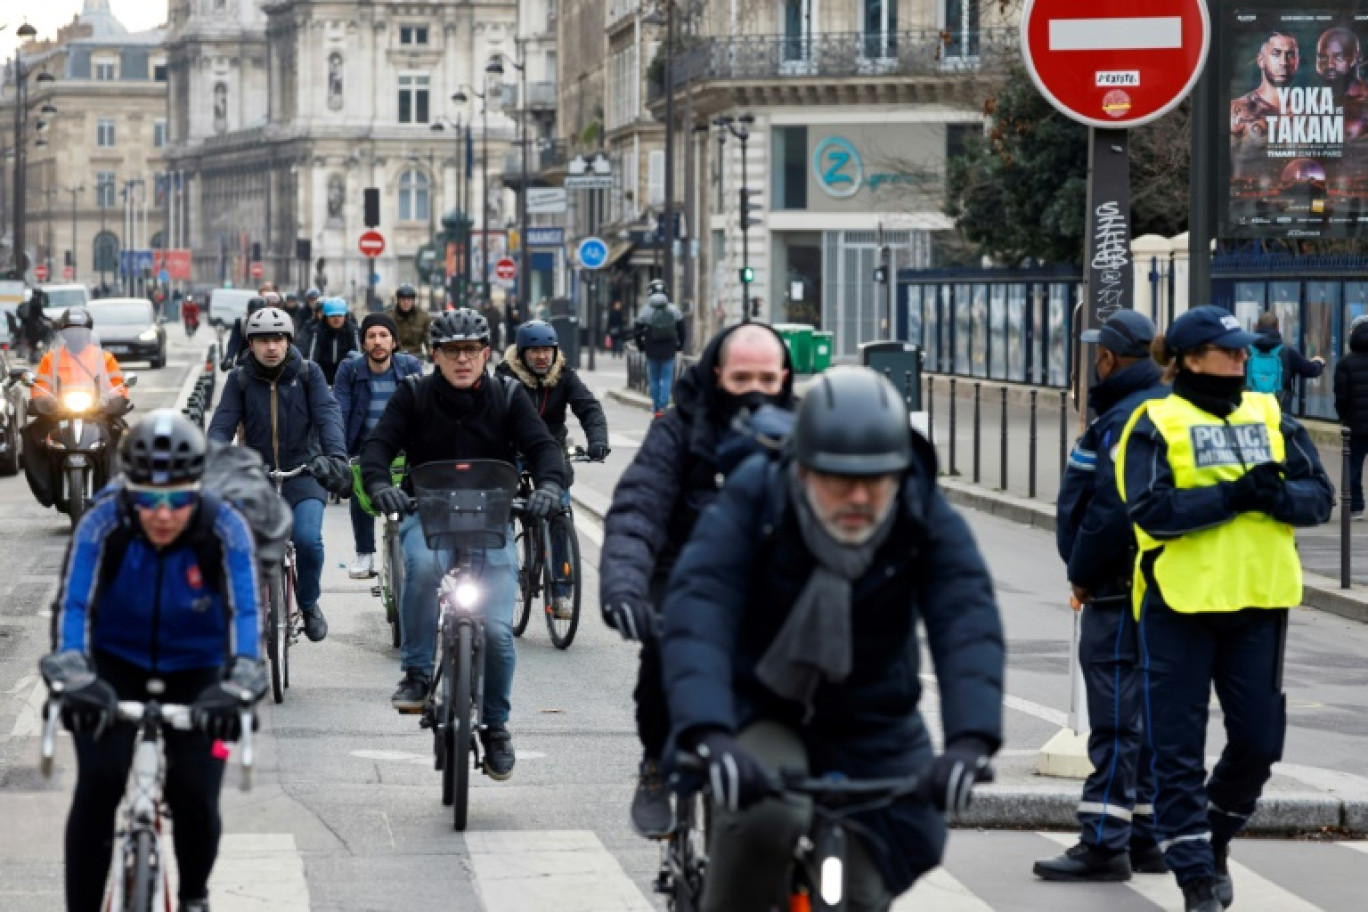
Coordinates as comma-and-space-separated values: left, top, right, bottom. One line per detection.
600, 324, 794, 606
662, 453, 1005, 895
305, 317, 360, 385
1334, 320, 1368, 437
495, 347, 608, 449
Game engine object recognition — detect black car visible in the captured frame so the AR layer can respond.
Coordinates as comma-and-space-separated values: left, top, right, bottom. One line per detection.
88, 298, 168, 369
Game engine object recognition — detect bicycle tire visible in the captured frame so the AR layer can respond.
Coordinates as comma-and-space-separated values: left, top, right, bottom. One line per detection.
439, 641, 455, 806
513, 521, 535, 637
385, 526, 404, 649
126, 828, 156, 912
266, 575, 284, 704
545, 514, 581, 649
283, 558, 295, 690
453, 622, 474, 831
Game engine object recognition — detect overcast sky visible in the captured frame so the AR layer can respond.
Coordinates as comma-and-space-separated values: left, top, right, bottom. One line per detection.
3, 2, 168, 59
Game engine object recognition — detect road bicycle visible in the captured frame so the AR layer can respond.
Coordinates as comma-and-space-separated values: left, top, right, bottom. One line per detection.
39, 693, 254, 912
263, 464, 307, 703
406, 458, 522, 831
659, 755, 992, 912
513, 445, 600, 650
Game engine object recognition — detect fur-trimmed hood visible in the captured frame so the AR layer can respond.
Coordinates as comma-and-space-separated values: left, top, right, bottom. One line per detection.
501, 344, 567, 388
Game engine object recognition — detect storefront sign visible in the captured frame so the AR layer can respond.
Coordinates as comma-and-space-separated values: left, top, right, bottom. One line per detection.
526, 227, 565, 247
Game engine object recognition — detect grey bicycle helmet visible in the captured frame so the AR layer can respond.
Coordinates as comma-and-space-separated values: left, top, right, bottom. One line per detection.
244, 306, 295, 340
793, 367, 912, 476
122, 409, 208, 486
58, 307, 94, 330
430, 308, 490, 348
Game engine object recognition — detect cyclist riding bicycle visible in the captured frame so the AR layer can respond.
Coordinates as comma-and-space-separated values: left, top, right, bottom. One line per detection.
386, 282, 431, 357
360, 307, 567, 778
207, 306, 351, 644
495, 319, 609, 617
219, 295, 268, 370
41, 411, 268, 912
661, 367, 1006, 911
304, 297, 360, 386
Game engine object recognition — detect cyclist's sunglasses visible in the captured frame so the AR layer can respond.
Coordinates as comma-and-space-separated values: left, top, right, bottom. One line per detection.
126, 484, 201, 511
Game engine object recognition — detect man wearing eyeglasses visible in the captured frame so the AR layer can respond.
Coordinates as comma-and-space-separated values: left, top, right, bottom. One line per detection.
360, 308, 566, 780
42, 411, 268, 912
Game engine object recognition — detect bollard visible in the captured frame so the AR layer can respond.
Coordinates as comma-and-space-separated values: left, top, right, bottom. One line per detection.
949, 378, 958, 475
1029, 390, 1038, 499
927, 376, 936, 448
973, 382, 982, 484
1059, 389, 1068, 478
1000, 386, 1009, 491
1343, 426, 1353, 589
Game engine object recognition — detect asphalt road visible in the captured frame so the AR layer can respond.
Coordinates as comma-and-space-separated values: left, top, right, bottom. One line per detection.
0, 335, 1363, 910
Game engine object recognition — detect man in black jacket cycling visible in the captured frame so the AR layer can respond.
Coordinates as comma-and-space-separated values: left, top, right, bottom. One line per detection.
361, 308, 567, 779
600, 322, 794, 836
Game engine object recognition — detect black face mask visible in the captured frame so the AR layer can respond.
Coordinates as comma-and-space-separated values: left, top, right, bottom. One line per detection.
1173, 369, 1246, 417
714, 389, 776, 427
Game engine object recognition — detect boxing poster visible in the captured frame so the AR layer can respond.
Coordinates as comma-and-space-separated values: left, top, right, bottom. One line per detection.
1225, 5, 1368, 238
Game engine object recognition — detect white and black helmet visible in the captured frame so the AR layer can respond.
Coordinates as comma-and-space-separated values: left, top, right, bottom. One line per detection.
245, 306, 295, 340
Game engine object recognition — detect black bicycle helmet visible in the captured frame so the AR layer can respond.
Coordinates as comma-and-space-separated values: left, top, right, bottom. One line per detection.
793, 367, 912, 476
429, 308, 490, 348
516, 320, 558, 354
122, 410, 208, 486
304, 287, 321, 301
58, 307, 94, 330
244, 306, 295, 340
396, 283, 417, 299
246, 296, 268, 315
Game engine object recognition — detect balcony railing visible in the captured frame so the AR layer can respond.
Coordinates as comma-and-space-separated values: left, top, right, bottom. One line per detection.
505, 139, 570, 177
501, 80, 559, 110
652, 28, 1016, 99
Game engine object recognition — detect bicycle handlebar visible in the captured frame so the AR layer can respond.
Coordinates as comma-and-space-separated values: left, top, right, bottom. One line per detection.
266, 465, 310, 481
566, 445, 605, 464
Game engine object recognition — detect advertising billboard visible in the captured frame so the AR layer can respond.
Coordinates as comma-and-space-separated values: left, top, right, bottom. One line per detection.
1224, 4, 1368, 238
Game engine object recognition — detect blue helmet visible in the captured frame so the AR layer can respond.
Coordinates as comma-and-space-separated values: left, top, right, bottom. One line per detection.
516, 320, 558, 354
322, 297, 348, 318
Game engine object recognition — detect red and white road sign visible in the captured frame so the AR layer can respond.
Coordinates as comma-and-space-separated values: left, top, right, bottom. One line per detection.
358, 230, 386, 258
494, 257, 517, 282
1021, 0, 1210, 129
62, 266, 74, 280
249, 261, 265, 279
33, 264, 49, 281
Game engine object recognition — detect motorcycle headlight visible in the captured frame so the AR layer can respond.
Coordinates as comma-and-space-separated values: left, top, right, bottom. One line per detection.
138, 328, 158, 342
455, 582, 480, 609
61, 391, 94, 413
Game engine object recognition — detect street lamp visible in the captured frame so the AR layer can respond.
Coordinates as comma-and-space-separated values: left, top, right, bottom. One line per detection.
67, 185, 83, 284
8, 25, 58, 278
431, 114, 469, 307
454, 57, 505, 308
644, 2, 677, 297
498, 43, 533, 315
715, 113, 755, 323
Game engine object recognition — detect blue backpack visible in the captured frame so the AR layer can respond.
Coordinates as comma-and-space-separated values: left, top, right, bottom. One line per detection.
1246, 344, 1283, 394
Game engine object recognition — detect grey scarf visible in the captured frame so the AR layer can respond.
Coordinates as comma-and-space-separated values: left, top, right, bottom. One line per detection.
755, 465, 898, 719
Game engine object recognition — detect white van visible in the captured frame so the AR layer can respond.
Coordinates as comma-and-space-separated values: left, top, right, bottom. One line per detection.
207, 288, 258, 329
38, 284, 91, 320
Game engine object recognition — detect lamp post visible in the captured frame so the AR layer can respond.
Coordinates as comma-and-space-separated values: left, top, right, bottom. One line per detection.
97, 174, 109, 289
715, 113, 755, 323
454, 57, 504, 309
644, 2, 676, 296
431, 114, 469, 307
502, 42, 532, 312
66, 185, 82, 282
8, 22, 58, 278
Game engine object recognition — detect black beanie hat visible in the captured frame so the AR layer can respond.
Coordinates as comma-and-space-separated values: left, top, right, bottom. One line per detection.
361, 313, 399, 343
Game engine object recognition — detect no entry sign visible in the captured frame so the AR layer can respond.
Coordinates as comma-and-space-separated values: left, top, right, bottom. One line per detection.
358, 230, 386, 258
494, 258, 517, 282
1021, 0, 1210, 129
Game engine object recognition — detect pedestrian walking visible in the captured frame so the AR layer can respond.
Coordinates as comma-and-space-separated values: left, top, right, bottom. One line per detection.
1116, 305, 1334, 912
634, 289, 685, 416
606, 300, 626, 358
1333, 314, 1368, 519
1246, 311, 1324, 410
1035, 310, 1168, 884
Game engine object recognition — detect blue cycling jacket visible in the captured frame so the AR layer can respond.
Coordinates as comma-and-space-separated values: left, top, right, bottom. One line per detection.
55, 494, 261, 671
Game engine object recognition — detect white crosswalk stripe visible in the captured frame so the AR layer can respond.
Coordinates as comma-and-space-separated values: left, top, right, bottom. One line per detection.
465, 830, 654, 911
898, 866, 995, 911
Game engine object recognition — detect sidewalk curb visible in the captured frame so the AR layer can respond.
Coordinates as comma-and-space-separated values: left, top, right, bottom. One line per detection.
607, 388, 653, 412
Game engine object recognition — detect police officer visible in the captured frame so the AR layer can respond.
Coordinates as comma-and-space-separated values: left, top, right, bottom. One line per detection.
1035, 310, 1168, 883
662, 367, 1004, 911
1116, 305, 1333, 912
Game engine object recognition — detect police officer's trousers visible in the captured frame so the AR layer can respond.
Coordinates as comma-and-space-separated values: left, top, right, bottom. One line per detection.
1139, 597, 1288, 886
1079, 600, 1156, 851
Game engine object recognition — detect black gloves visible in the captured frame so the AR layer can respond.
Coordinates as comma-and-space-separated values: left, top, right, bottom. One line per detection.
309, 455, 351, 495
220, 357, 233, 373
372, 486, 413, 517
102, 395, 133, 417
602, 597, 658, 642
191, 658, 268, 742
587, 442, 610, 462
1228, 461, 1285, 513
31, 395, 56, 417
40, 652, 117, 740
928, 738, 993, 815
696, 731, 772, 813
525, 482, 563, 520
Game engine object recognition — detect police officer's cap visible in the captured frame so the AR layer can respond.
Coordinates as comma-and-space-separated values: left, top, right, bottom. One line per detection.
1080, 310, 1157, 358
793, 367, 912, 476
1165, 305, 1261, 353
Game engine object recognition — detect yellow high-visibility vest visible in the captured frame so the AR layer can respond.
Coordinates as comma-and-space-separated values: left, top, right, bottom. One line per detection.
1116, 392, 1301, 617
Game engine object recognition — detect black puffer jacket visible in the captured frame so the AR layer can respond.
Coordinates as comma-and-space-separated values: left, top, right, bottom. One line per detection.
600, 324, 794, 607
495, 346, 608, 449
1335, 318, 1368, 437
304, 317, 360, 385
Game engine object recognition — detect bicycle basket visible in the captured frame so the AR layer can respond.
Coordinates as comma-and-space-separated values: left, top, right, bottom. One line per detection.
352, 455, 408, 518
410, 459, 519, 550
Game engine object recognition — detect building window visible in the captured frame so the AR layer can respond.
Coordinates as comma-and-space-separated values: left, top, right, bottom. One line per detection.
154, 119, 167, 149
772, 126, 808, 210
93, 231, 119, 273
94, 61, 117, 81
96, 118, 116, 148
863, 0, 898, 58
399, 26, 430, 45
398, 169, 431, 222
96, 172, 117, 207
398, 74, 430, 124
946, 122, 976, 164
154, 63, 167, 82
944, 0, 981, 57
648, 149, 665, 207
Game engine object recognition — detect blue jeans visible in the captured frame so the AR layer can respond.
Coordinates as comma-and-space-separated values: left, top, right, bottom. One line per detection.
647, 357, 675, 412
292, 498, 325, 611
399, 514, 518, 727
350, 495, 376, 554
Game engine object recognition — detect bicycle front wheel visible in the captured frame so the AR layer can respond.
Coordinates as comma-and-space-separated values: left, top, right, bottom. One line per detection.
513, 520, 535, 637
266, 573, 285, 704
384, 527, 404, 649
545, 514, 582, 650
125, 828, 156, 912
452, 622, 474, 831
283, 560, 296, 690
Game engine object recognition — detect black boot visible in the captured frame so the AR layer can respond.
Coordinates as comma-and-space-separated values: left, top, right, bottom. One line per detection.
1182, 877, 1222, 912
481, 724, 516, 781
1213, 841, 1234, 908
1032, 841, 1131, 882
390, 669, 430, 713
630, 757, 674, 839
301, 605, 328, 642
1129, 839, 1168, 874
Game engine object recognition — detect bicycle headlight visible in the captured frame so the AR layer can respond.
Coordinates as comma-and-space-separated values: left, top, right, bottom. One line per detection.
820, 857, 843, 906
61, 391, 94, 413
455, 582, 480, 609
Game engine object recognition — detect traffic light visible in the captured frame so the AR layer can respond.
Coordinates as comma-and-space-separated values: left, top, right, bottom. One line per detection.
250, 241, 262, 261
873, 266, 888, 284
364, 188, 380, 228
739, 188, 762, 229
739, 265, 755, 284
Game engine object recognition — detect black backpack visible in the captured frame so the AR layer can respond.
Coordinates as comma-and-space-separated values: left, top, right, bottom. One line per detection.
647, 305, 677, 344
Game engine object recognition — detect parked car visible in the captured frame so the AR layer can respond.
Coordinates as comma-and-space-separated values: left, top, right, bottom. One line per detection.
38, 283, 91, 321
88, 298, 167, 369
0, 347, 27, 475
207, 288, 258, 330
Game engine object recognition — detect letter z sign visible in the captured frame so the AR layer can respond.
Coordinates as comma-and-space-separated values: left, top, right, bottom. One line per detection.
1021, 0, 1210, 129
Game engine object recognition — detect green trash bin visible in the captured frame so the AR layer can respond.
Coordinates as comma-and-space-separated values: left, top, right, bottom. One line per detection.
811, 331, 833, 373
772, 323, 815, 374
